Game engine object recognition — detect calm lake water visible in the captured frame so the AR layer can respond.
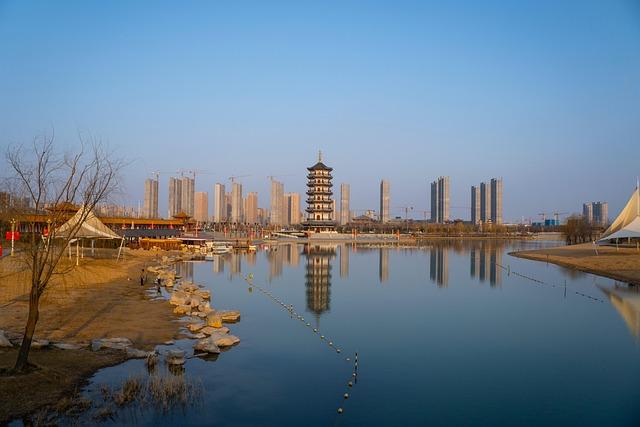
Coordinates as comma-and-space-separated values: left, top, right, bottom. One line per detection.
84, 240, 640, 426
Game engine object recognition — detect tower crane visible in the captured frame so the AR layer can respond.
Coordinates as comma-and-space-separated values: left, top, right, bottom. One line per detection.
229, 174, 251, 183
553, 212, 569, 223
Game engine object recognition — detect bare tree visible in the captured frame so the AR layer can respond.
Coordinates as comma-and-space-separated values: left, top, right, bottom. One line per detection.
5, 133, 122, 372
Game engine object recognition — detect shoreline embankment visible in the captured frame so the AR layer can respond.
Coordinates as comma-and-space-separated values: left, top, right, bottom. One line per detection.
510, 243, 640, 286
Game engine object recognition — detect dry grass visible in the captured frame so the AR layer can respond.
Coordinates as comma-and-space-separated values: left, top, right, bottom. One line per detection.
147, 372, 203, 412
113, 375, 144, 406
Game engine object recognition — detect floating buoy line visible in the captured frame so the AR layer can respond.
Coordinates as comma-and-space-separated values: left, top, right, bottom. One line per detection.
243, 274, 359, 417
495, 263, 605, 303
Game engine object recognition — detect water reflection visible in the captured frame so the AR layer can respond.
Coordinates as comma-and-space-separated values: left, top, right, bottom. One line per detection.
175, 262, 194, 282
379, 249, 389, 283
340, 245, 349, 278
429, 246, 449, 287
303, 243, 336, 319
469, 241, 503, 287
599, 285, 640, 338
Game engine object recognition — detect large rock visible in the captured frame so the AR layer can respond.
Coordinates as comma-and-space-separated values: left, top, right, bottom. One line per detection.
52, 342, 85, 350
99, 337, 133, 350
194, 290, 211, 300
0, 331, 12, 348
206, 314, 223, 328
189, 295, 203, 308
173, 305, 191, 315
201, 326, 229, 336
217, 310, 241, 323
31, 339, 50, 349
209, 332, 240, 347
126, 347, 153, 359
193, 337, 221, 354
187, 322, 205, 332
170, 291, 189, 306
166, 349, 185, 365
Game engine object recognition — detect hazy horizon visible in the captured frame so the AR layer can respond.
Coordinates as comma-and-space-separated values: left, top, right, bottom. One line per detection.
1, 1, 639, 221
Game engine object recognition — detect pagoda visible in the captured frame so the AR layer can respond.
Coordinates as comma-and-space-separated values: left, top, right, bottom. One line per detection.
304, 151, 336, 232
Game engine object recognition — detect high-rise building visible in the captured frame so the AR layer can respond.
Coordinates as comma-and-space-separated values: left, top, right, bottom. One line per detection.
286, 192, 301, 225
257, 208, 267, 225
490, 178, 503, 225
168, 177, 182, 218
470, 186, 480, 225
225, 193, 232, 220
245, 192, 258, 224
583, 203, 594, 224
430, 176, 450, 223
194, 192, 209, 222
143, 177, 159, 218
332, 200, 338, 224
180, 176, 195, 217
480, 181, 491, 223
380, 180, 390, 223
231, 182, 243, 223
304, 152, 336, 232
340, 183, 350, 226
214, 183, 226, 222
584, 201, 608, 226
270, 180, 285, 226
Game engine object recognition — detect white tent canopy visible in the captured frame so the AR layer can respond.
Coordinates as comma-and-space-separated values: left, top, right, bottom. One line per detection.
54, 207, 121, 240
598, 186, 640, 243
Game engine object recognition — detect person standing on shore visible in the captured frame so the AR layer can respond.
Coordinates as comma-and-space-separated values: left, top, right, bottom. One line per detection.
140, 269, 146, 287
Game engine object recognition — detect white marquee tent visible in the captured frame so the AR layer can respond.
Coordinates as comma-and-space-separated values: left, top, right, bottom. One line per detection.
53, 207, 125, 261
598, 186, 640, 244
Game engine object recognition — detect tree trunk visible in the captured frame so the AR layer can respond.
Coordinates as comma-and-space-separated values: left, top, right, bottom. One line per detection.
14, 283, 40, 372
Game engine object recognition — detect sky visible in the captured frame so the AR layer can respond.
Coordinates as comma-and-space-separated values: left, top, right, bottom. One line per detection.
1, 0, 639, 222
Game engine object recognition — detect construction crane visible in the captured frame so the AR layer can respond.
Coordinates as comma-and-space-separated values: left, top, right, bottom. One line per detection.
229, 174, 251, 183
553, 211, 569, 223
394, 206, 414, 220
267, 174, 295, 181
394, 206, 414, 231
186, 169, 214, 180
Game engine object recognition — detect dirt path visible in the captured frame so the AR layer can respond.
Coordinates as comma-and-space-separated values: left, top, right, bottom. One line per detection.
510, 243, 640, 285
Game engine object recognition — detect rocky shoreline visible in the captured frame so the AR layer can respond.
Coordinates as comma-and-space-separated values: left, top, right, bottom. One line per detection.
0, 250, 241, 423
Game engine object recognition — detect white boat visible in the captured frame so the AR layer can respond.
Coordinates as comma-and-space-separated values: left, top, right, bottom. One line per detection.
204, 241, 233, 258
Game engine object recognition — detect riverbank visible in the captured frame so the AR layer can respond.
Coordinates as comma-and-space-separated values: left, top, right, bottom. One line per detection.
510, 243, 640, 285
0, 249, 182, 423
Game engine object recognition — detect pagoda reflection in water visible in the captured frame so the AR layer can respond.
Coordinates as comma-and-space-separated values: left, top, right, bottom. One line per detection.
303, 243, 336, 317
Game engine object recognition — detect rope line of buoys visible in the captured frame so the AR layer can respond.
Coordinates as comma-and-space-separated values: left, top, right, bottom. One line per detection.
242, 274, 360, 417
496, 263, 605, 303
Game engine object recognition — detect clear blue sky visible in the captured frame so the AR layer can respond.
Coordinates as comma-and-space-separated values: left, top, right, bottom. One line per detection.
1, 1, 639, 221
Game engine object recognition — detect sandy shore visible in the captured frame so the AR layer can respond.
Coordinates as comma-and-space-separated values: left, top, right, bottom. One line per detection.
510, 243, 640, 285
0, 249, 181, 423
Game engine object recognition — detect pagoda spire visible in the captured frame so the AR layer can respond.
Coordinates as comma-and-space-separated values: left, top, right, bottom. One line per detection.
318, 150, 323, 163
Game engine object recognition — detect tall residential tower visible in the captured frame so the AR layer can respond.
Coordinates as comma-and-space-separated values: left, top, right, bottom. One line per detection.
380, 180, 390, 223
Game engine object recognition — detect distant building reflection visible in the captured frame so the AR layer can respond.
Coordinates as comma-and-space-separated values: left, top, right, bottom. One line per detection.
429, 246, 448, 287
267, 247, 284, 281
379, 248, 389, 283
470, 242, 502, 287
175, 262, 194, 282
212, 255, 224, 274
285, 244, 300, 267
599, 285, 640, 338
303, 243, 336, 317
340, 245, 349, 278
230, 252, 241, 277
